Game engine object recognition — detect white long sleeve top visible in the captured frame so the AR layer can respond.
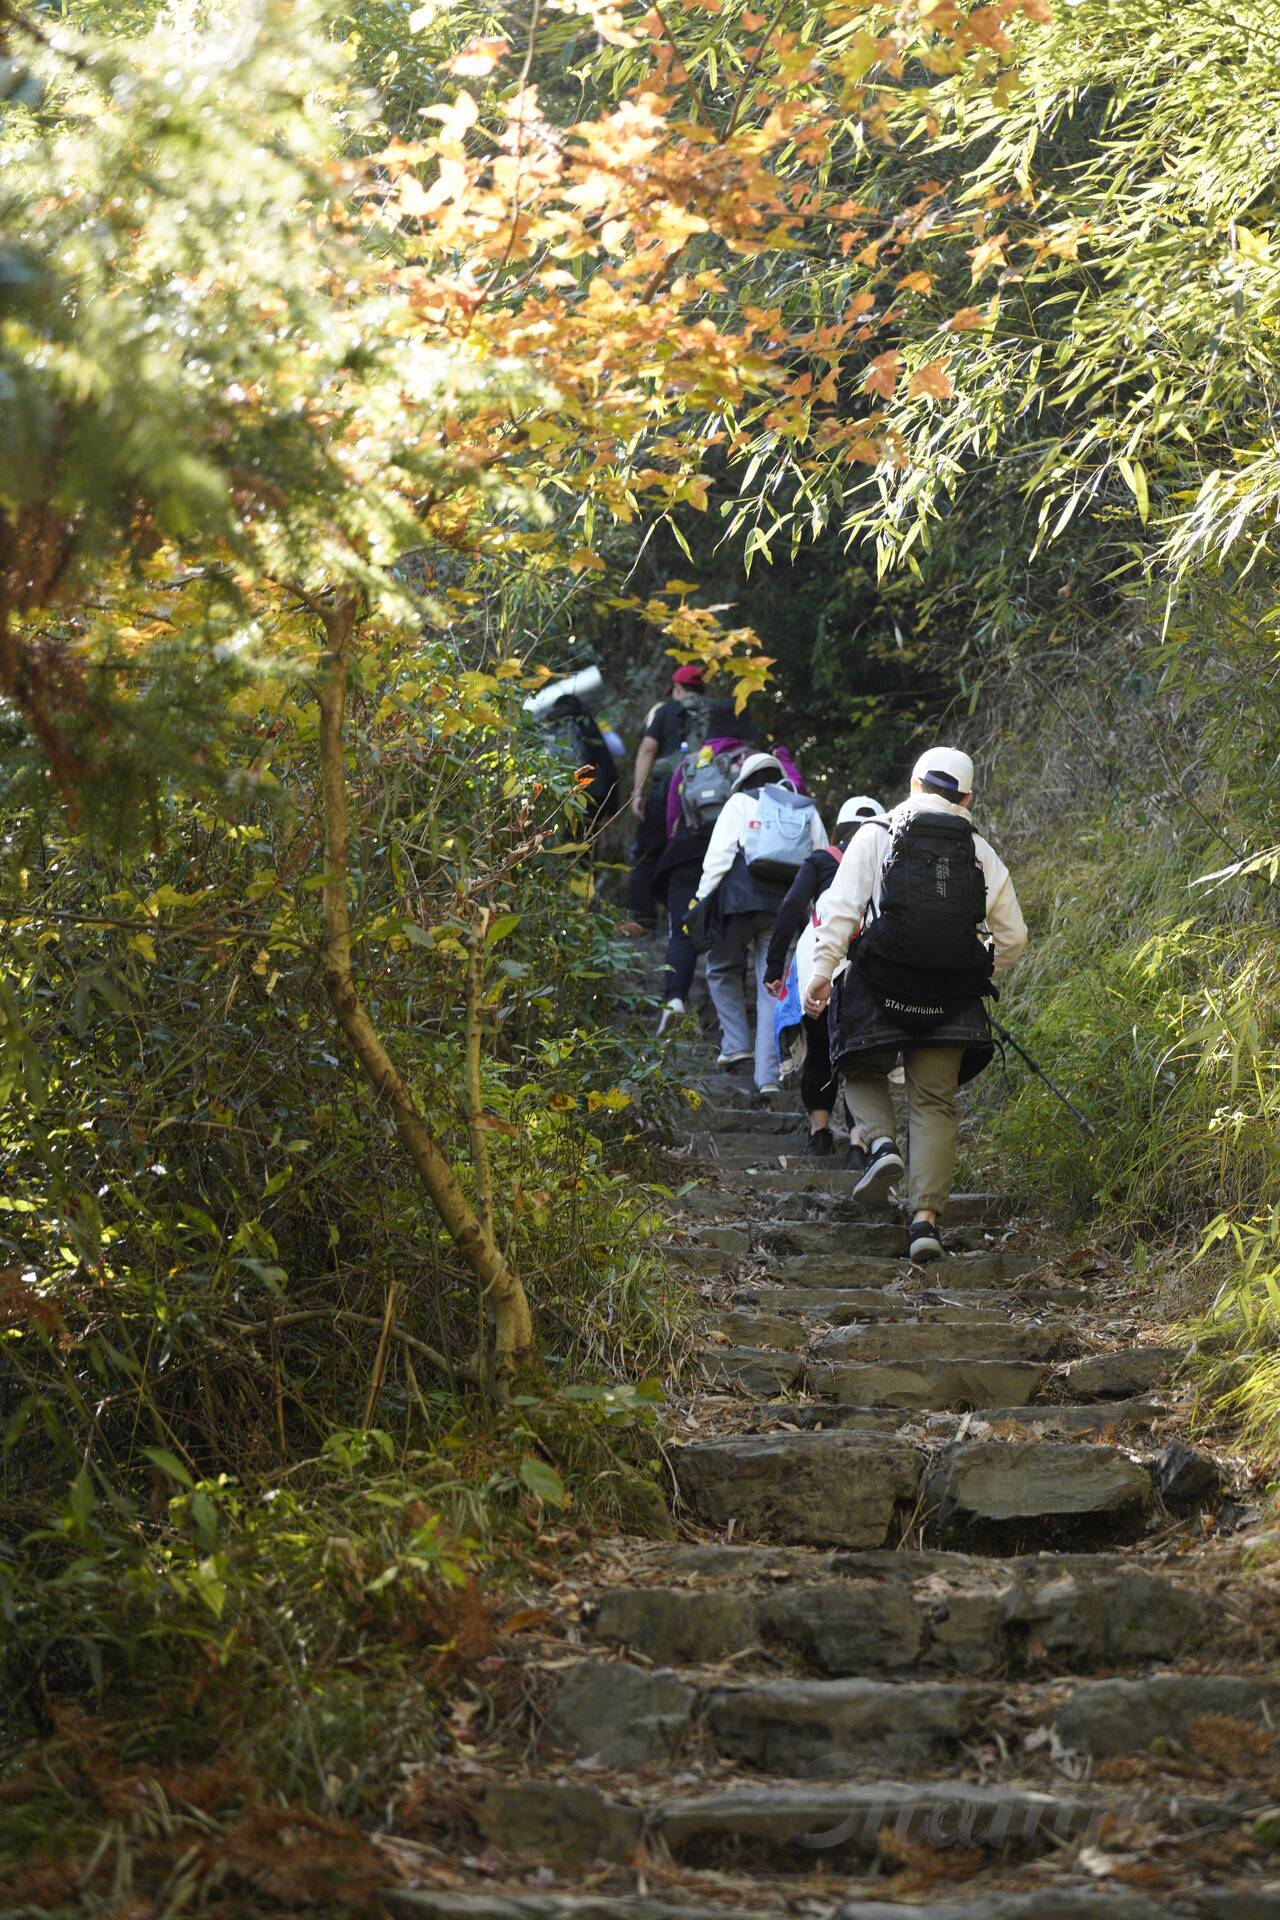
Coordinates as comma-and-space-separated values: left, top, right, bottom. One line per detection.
696, 788, 828, 900
809, 793, 1028, 984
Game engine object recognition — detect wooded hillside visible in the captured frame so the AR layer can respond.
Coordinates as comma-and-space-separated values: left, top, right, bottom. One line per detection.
3, 0, 1279, 1908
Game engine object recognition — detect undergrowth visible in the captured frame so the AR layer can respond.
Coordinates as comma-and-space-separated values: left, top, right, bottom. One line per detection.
963, 618, 1280, 1457
0, 648, 699, 1903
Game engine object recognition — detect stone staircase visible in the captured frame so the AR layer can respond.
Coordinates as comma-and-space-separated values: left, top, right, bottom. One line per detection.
389, 1076, 1280, 1920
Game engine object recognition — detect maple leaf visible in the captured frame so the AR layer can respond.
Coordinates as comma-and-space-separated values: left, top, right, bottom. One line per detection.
1020, 0, 1053, 18
966, 6, 1013, 52
950, 305, 988, 331
863, 350, 901, 399
898, 270, 934, 294
909, 361, 954, 401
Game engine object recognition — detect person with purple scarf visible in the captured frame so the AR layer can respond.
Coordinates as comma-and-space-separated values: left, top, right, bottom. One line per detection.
651, 699, 806, 1039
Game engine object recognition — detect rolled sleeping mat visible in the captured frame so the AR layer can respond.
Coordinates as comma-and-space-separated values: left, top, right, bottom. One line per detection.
523, 665, 604, 719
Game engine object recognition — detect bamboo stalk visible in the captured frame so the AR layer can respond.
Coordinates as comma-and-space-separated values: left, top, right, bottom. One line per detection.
362, 1280, 402, 1428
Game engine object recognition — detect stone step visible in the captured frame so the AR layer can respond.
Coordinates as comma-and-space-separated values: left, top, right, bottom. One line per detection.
590, 1551, 1210, 1676
1062, 1347, 1177, 1399
766, 1251, 1038, 1289
741, 1280, 1084, 1319
475, 1777, 1113, 1868
547, 1662, 1280, 1777
672, 1430, 921, 1547
809, 1357, 1048, 1410
691, 1103, 808, 1134
389, 1895, 769, 1920
835, 1897, 1170, 1920
747, 1285, 1086, 1325
653, 1779, 1107, 1867
709, 1310, 810, 1349
757, 1218, 996, 1255
718, 1165, 1004, 1205
673, 1430, 1157, 1548
924, 1437, 1153, 1541
679, 1188, 1005, 1227
810, 1318, 1072, 1364
698, 1346, 806, 1394
786, 1396, 1166, 1436
764, 1223, 925, 1257
835, 1896, 1280, 1920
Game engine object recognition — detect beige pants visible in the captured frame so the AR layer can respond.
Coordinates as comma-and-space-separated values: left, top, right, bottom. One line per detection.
841, 1047, 965, 1217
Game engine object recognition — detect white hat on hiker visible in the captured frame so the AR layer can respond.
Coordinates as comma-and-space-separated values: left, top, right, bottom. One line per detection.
732, 752, 785, 790
912, 747, 974, 801
837, 794, 885, 826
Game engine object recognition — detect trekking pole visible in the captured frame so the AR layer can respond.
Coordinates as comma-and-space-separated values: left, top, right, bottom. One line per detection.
989, 1015, 1095, 1136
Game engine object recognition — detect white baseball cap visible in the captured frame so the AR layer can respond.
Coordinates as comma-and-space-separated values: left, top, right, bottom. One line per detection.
732, 752, 784, 790
912, 747, 974, 800
837, 794, 885, 826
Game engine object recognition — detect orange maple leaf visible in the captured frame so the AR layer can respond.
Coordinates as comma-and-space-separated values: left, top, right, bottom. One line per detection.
950, 305, 988, 331
897, 270, 934, 294
862, 350, 901, 399
909, 361, 954, 401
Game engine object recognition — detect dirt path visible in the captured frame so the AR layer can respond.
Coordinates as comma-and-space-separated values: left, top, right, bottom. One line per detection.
386, 1075, 1280, 1919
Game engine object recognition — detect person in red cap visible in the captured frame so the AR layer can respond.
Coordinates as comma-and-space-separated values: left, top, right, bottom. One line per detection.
622, 664, 711, 934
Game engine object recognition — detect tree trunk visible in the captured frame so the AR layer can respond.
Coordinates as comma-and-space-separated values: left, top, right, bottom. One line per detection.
313, 601, 534, 1390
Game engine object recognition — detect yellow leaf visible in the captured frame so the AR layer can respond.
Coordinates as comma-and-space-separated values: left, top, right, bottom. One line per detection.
548, 1092, 578, 1111
128, 933, 157, 963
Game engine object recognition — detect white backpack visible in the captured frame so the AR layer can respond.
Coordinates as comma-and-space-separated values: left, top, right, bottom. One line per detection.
742, 782, 817, 882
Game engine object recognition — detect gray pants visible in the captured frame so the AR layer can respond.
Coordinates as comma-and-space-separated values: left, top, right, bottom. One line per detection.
706, 911, 780, 1091
840, 1046, 965, 1216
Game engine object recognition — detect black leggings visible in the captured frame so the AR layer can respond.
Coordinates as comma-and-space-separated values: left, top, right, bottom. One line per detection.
801, 1010, 839, 1115
662, 859, 702, 1003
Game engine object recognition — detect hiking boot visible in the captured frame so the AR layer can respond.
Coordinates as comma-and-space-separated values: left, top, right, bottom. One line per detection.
842, 1141, 867, 1174
907, 1215, 944, 1264
715, 1049, 753, 1070
806, 1127, 834, 1157
656, 998, 685, 1038
853, 1136, 905, 1204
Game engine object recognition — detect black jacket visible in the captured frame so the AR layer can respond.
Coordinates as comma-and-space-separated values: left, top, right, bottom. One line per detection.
831, 968, 995, 1085
764, 848, 839, 984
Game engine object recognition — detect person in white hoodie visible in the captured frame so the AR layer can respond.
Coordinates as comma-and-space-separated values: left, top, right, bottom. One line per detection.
695, 753, 827, 1095
803, 747, 1026, 1262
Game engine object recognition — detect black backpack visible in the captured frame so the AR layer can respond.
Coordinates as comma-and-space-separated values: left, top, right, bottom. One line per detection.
651, 690, 712, 785
543, 699, 618, 818
856, 811, 993, 1028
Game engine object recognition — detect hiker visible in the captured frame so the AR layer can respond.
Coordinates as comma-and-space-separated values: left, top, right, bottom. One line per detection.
803, 748, 1027, 1262
765, 795, 886, 1157
525, 667, 619, 838
694, 752, 826, 1095
624, 664, 711, 934
653, 708, 805, 1038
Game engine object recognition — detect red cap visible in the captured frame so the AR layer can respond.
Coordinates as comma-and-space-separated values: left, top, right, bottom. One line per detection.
672, 664, 706, 688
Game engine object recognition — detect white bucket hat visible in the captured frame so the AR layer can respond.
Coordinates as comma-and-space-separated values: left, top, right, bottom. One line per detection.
912, 747, 974, 800
732, 751, 785, 790
837, 794, 885, 826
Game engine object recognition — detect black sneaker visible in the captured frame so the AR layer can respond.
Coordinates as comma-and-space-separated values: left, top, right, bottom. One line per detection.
907, 1215, 944, 1264
853, 1138, 905, 1203
842, 1141, 867, 1174
805, 1127, 834, 1158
